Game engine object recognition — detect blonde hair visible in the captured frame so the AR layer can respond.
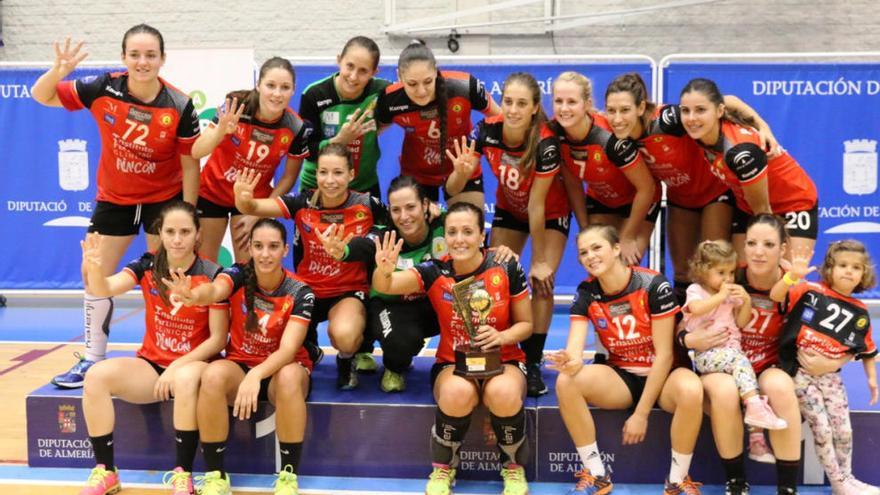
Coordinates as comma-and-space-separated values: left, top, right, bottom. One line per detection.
688, 240, 737, 284
554, 71, 593, 103
820, 240, 877, 293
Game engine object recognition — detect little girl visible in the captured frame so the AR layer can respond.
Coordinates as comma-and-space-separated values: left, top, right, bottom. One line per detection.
682, 240, 788, 429
773, 240, 878, 495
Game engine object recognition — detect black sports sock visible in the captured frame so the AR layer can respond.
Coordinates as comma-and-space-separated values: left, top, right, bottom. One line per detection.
721, 453, 746, 482
776, 458, 800, 492
521, 333, 547, 365
90, 432, 114, 469
174, 429, 199, 472
201, 441, 227, 475
279, 442, 303, 472
490, 409, 529, 466
431, 409, 472, 467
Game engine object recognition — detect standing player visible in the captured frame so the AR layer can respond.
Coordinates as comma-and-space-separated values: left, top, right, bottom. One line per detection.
372, 202, 534, 495
193, 57, 312, 263
446, 72, 570, 398
550, 224, 705, 495
32, 26, 201, 388
375, 41, 499, 206
551, 71, 658, 266
678, 78, 818, 259
165, 218, 314, 495
77, 202, 228, 495
234, 144, 389, 390
298, 36, 389, 197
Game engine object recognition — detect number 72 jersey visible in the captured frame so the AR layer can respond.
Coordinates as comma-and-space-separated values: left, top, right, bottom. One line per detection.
778, 281, 876, 375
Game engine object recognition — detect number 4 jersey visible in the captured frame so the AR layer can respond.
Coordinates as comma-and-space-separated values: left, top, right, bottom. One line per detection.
778, 281, 876, 375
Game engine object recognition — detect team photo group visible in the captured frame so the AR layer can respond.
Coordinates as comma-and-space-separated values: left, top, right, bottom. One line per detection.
29, 22, 878, 495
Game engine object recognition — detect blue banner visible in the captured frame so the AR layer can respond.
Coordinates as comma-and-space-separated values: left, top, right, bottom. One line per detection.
663, 62, 880, 298
1, 61, 652, 290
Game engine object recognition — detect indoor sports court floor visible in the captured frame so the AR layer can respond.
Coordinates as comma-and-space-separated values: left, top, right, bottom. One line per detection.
0, 293, 874, 494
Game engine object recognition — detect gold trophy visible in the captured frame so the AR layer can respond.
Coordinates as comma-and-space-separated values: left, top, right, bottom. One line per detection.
451, 277, 502, 378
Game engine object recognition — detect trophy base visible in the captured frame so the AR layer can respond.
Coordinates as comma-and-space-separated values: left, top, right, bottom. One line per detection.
453, 345, 503, 379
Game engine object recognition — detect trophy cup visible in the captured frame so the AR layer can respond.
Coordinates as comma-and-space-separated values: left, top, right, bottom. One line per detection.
451, 277, 502, 378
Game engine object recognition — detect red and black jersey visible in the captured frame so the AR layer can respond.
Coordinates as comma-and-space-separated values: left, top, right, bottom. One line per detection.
217, 265, 314, 370
570, 267, 679, 376
56, 72, 200, 205
123, 252, 224, 367
640, 106, 728, 208
681, 114, 817, 215
200, 109, 312, 208
735, 266, 787, 374
411, 251, 529, 364
276, 191, 389, 297
554, 114, 659, 208
778, 281, 876, 375
473, 116, 569, 220
376, 71, 493, 186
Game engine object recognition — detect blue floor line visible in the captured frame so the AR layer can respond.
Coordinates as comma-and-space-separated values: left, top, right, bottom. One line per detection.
0, 465, 833, 494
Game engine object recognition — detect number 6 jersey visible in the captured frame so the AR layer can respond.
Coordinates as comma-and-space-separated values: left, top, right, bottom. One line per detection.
778, 281, 876, 375
570, 266, 679, 376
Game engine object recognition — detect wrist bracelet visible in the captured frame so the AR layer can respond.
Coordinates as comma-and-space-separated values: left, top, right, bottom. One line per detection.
676, 331, 690, 351
783, 272, 801, 286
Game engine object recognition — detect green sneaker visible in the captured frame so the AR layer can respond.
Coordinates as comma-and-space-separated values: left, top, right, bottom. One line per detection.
273, 465, 299, 495
501, 464, 528, 495
354, 352, 378, 373
195, 470, 231, 495
425, 463, 456, 495
381, 369, 406, 392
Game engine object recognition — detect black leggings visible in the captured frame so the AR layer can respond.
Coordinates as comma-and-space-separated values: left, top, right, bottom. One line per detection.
368, 297, 440, 373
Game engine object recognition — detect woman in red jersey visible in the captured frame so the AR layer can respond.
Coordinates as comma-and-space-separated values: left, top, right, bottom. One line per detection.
375, 41, 499, 206
681, 214, 816, 495
679, 78, 818, 259
234, 144, 388, 390
32, 25, 202, 389
77, 202, 227, 495
192, 57, 311, 263
446, 72, 570, 398
166, 218, 314, 495
372, 202, 533, 495
551, 71, 658, 266
550, 224, 704, 495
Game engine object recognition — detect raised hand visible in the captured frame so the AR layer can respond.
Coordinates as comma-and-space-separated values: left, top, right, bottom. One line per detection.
334, 107, 371, 145
373, 230, 403, 276
161, 267, 195, 306
217, 97, 245, 135
445, 136, 479, 178
80, 233, 103, 268
787, 245, 816, 281
318, 223, 355, 261
53, 37, 89, 78
233, 168, 261, 209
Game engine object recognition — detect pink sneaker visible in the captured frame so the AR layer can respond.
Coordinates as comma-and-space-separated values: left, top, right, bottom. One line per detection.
79, 464, 121, 495
743, 395, 788, 430
163, 466, 194, 495
747, 431, 776, 464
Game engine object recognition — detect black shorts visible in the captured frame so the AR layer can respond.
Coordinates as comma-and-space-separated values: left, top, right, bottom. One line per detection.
137, 356, 166, 376
197, 196, 242, 218
428, 176, 484, 203
609, 365, 648, 408
306, 290, 369, 343
429, 360, 526, 389
88, 194, 183, 236
667, 190, 735, 212
731, 203, 819, 239
368, 296, 440, 341
585, 196, 661, 223
492, 206, 571, 236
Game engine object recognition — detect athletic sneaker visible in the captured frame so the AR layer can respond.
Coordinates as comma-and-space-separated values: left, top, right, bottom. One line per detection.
425, 463, 456, 495
162, 467, 194, 495
845, 477, 880, 494
79, 464, 120, 495
664, 476, 703, 494
725, 477, 750, 495
195, 471, 231, 495
526, 362, 547, 397
743, 395, 787, 430
747, 431, 776, 464
304, 341, 324, 367
500, 464, 528, 495
336, 355, 358, 390
381, 369, 406, 392
776, 488, 797, 495
354, 352, 378, 373
52, 353, 96, 388
273, 465, 299, 495
832, 476, 880, 495
566, 468, 612, 494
